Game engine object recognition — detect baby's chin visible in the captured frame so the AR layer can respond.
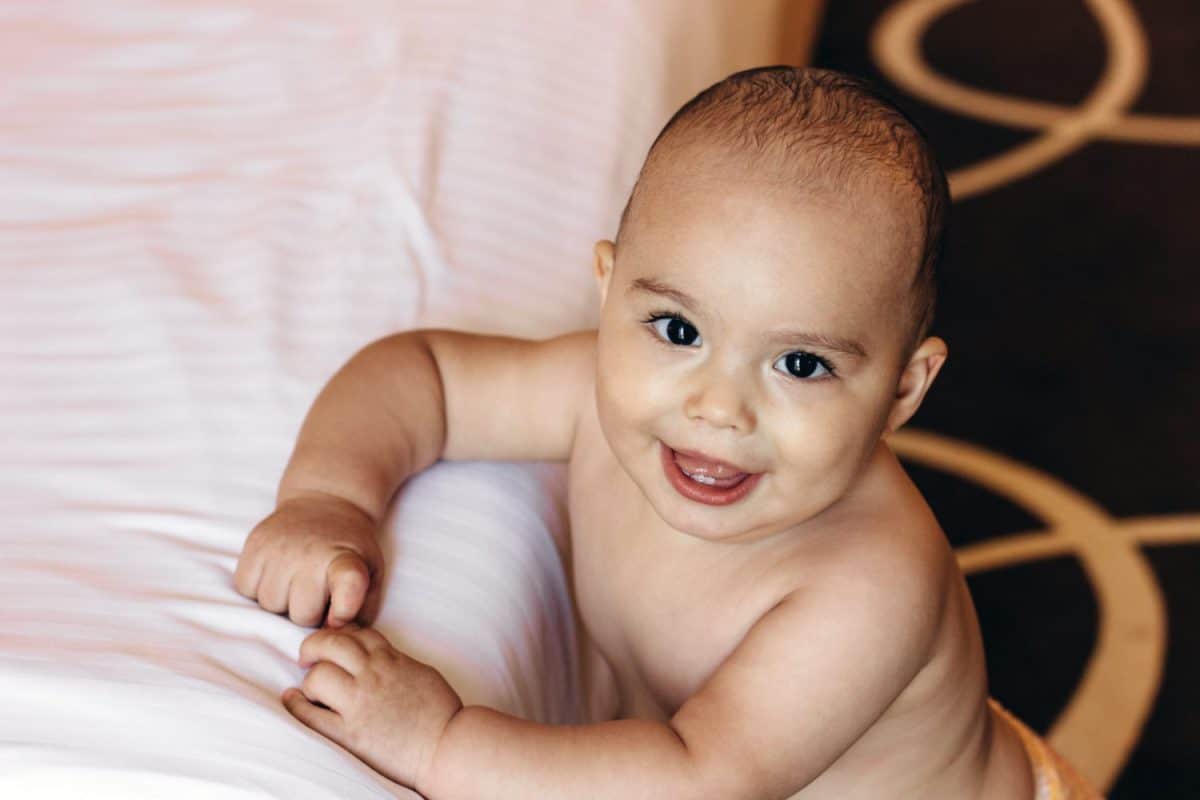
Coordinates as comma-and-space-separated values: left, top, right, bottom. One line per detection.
658, 505, 734, 542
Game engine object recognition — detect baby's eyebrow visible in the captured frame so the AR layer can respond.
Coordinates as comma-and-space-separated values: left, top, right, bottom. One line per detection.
628, 277, 704, 313
771, 329, 867, 359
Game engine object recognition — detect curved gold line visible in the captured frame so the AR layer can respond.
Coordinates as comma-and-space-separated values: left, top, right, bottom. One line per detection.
1117, 515, 1200, 546
1107, 115, 1200, 145
871, 0, 1151, 200
956, 533, 1074, 573
888, 429, 1111, 525
955, 516, 1200, 571
871, 0, 1065, 127
871, 0, 1200, 145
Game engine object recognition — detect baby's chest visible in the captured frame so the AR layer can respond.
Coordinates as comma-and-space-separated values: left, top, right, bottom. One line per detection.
567, 434, 778, 715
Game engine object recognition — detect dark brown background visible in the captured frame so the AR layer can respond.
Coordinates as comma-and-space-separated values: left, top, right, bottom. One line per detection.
813, 2, 1200, 796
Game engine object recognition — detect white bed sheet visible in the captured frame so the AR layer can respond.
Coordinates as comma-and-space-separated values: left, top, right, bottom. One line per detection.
0, 1, 785, 796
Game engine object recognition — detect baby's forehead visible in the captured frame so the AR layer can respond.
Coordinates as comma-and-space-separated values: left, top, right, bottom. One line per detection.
633, 136, 921, 228
629, 149, 923, 261
619, 163, 924, 332
633, 191, 912, 287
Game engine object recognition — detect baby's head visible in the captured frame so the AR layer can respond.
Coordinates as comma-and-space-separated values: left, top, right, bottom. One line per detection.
593, 66, 950, 543
615, 65, 947, 356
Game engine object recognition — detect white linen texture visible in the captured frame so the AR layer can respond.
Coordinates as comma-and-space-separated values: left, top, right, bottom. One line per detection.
0, 1, 759, 796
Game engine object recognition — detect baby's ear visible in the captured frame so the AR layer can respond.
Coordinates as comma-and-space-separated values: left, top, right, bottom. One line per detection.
885, 336, 948, 433
593, 240, 615, 306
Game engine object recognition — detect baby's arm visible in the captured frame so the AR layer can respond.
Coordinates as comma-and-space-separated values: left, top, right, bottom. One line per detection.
234, 329, 594, 626
282, 327, 595, 516
420, 552, 946, 799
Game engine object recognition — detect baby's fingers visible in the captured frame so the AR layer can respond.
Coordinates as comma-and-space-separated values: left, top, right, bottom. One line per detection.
256, 568, 292, 615
232, 546, 265, 600
288, 573, 330, 628
282, 687, 343, 742
326, 552, 370, 628
357, 578, 384, 627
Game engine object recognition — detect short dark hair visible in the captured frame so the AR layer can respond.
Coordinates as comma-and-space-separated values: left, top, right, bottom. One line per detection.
617, 66, 949, 349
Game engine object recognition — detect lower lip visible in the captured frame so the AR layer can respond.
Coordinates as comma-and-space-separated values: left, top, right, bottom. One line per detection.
660, 443, 762, 506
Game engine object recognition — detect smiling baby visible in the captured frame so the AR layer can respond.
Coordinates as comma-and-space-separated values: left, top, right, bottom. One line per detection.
235, 66, 1099, 799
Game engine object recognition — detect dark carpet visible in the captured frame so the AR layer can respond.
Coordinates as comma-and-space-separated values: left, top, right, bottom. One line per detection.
813, 2, 1200, 796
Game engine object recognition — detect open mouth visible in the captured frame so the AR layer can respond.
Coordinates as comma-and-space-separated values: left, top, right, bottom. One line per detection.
659, 442, 762, 506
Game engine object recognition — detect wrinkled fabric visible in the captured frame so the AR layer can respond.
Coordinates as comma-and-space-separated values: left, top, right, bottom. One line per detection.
0, 1, 756, 795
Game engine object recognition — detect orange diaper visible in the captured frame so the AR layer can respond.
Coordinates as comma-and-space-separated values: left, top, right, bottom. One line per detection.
989, 699, 1105, 800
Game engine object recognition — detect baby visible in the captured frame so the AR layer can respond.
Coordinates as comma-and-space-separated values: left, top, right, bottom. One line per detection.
235, 67, 1098, 798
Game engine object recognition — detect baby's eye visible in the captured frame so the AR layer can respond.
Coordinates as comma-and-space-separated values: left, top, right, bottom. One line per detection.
647, 314, 702, 347
774, 351, 834, 380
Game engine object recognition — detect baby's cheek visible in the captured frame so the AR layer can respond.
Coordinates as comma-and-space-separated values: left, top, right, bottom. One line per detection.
594, 369, 639, 448
599, 351, 658, 419
775, 412, 860, 483
600, 379, 654, 446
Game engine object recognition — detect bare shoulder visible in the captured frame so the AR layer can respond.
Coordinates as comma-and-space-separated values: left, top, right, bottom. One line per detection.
811, 455, 955, 652
671, 487, 957, 796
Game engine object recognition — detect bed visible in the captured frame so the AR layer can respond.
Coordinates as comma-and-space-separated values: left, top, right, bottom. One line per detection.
0, 2, 822, 796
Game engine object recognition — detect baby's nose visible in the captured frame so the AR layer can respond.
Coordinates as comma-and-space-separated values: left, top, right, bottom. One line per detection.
683, 372, 756, 432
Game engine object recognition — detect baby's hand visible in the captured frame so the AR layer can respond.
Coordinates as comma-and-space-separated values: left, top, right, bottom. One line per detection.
283, 625, 463, 791
234, 492, 384, 627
